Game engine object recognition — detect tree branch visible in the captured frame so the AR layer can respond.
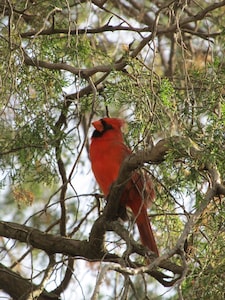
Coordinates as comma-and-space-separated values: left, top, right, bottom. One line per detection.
20, 24, 154, 38
23, 51, 123, 78
0, 263, 59, 300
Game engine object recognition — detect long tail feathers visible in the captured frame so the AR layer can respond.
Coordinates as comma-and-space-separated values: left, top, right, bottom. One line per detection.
131, 203, 159, 256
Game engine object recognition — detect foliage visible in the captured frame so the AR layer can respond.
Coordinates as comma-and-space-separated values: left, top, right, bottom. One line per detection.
0, 1, 225, 299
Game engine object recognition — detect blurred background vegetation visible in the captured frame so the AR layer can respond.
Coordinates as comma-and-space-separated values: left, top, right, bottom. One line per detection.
0, 1, 224, 299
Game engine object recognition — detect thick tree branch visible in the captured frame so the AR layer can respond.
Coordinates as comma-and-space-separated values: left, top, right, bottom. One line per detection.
0, 219, 183, 288
0, 221, 93, 258
0, 263, 59, 300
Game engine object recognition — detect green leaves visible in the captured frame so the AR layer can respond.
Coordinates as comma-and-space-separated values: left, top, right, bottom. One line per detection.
159, 78, 175, 109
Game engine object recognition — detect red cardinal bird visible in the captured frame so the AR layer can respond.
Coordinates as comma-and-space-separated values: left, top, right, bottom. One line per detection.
90, 117, 159, 255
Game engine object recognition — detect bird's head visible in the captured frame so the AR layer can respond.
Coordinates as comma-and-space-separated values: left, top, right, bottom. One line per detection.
91, 118, 125, 138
